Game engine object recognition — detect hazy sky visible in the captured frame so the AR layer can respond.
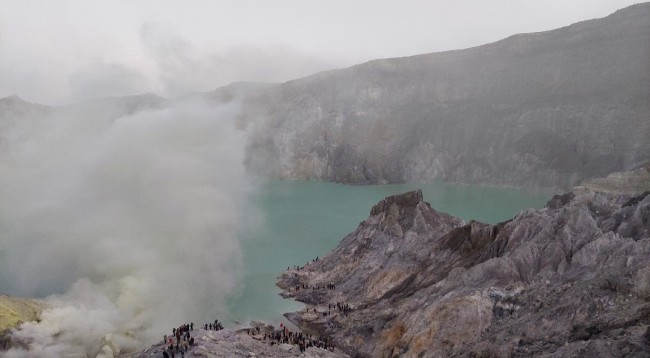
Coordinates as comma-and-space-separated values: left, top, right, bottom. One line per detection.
0, 0, 642, 104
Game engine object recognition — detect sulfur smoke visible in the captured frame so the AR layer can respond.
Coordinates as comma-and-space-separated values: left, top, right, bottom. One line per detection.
0, 98, 253, 356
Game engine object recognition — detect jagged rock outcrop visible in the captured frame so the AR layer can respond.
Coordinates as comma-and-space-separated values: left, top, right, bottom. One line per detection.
228, 3, 650, 189
278, 183, 650, 357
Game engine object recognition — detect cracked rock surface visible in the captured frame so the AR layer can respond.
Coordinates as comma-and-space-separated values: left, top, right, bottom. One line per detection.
279, 186, 650, 357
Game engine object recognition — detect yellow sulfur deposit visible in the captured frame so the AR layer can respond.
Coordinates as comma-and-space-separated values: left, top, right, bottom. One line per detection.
0, 294, 43, 332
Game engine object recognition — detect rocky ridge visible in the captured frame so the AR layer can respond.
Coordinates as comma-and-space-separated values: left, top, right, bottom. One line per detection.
229, 3, 650, 189
126, 323, 348, 358
278, 180, 650, 356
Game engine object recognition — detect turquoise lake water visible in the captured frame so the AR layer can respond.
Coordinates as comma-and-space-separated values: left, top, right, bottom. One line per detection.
225, 180, 550, 327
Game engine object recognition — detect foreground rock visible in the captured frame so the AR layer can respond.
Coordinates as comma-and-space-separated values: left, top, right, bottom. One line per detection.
127, 324, 348, 358
279, 184, 650, 357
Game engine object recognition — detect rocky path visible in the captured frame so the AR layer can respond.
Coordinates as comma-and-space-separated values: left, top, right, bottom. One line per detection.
128, 324, 348, 358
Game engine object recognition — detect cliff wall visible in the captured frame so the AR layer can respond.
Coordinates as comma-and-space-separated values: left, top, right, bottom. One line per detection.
232, 3, 650, 189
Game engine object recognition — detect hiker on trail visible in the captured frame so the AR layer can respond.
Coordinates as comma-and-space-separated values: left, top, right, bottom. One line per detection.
190, 322, 193, 331
164, 334, 167, 343
209, 323, 212, 330
163, 349, 169, 358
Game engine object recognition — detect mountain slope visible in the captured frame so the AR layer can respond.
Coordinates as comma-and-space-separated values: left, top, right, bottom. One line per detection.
236, 3, 650, 189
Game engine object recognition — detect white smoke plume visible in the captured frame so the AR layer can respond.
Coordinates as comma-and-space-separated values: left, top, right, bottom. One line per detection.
0, 97, 253, 356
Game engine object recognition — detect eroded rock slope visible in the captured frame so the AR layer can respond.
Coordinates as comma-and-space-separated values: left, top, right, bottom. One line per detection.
279, 186, 650, 357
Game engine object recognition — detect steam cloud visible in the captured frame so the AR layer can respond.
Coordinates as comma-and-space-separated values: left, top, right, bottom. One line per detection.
0, 98, 253, 356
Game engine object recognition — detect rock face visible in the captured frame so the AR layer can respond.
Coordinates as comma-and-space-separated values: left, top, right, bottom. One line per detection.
229, 3, 650, 189
278, 184, 650, 357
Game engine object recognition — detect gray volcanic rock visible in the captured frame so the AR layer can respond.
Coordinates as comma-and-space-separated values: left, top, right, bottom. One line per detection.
232, 3, 650, 189
127, 325, 348, 358
278, 185, 650, 357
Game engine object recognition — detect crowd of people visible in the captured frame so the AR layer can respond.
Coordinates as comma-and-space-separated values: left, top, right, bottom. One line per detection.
161, 320, 225, 357
285, 263, 355, 318
328, 302, 352, 316
204, 319, 224, 331
162, 322, 195, 358
158, 257, 353, 356
293, 282, 337, 292
158, 319, 337, 356
257, 324, 335, 353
